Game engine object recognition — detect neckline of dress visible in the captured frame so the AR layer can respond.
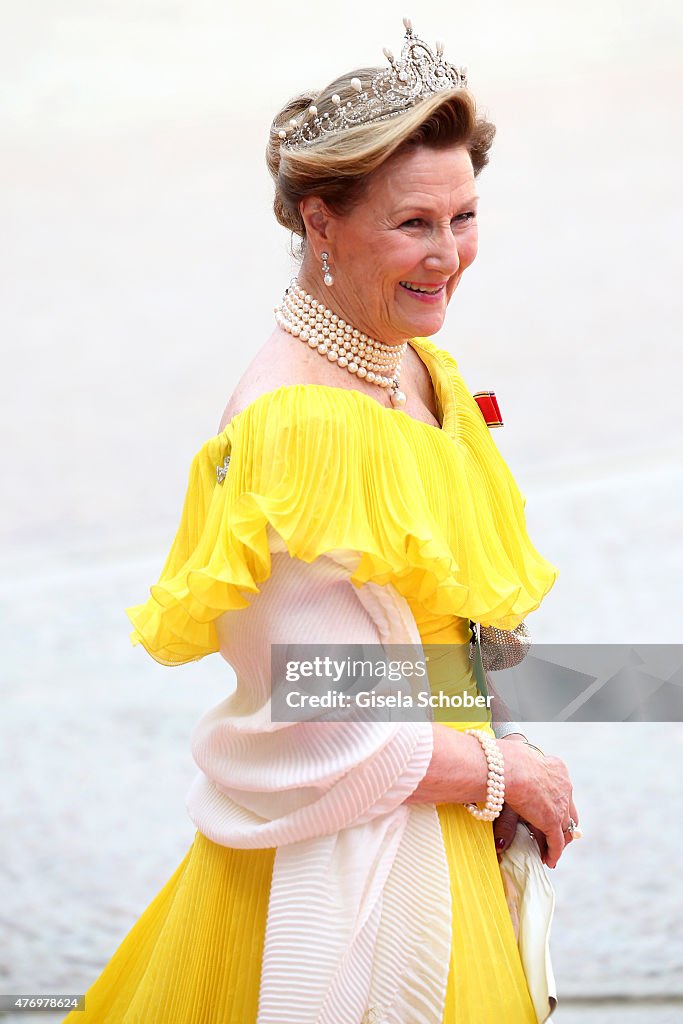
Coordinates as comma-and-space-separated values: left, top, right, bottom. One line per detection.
218, 338, 457, 442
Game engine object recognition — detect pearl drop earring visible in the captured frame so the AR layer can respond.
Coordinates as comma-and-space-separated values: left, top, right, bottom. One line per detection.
321, 251, 334, 287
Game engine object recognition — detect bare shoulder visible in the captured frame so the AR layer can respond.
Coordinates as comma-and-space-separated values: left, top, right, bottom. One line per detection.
217, 328, 440, 431
218, 327, 321, 431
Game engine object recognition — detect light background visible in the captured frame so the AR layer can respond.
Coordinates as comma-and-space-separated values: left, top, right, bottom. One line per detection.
1, 2, 682, 1022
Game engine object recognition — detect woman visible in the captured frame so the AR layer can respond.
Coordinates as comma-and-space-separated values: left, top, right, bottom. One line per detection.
64, 18, 578, 1024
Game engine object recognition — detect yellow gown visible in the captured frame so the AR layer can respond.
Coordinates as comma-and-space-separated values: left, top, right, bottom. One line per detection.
64, 336, 558, 1023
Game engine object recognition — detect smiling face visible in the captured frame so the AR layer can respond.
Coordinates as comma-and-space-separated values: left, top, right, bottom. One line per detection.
298, 143, 479, 345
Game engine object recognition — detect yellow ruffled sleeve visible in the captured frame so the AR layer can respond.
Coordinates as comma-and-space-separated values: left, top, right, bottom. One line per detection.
126, 368, 558, 666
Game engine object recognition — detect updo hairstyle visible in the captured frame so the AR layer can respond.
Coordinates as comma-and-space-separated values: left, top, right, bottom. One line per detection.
266, 68, 496, 257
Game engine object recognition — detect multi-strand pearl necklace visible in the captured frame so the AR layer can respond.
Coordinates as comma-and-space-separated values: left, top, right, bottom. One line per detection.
274, 280, 408, 407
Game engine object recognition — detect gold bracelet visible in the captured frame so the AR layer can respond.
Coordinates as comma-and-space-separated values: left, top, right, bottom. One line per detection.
523, 740, 546, 757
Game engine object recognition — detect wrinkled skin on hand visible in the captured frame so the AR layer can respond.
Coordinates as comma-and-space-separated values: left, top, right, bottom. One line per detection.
493, 734, 579, 869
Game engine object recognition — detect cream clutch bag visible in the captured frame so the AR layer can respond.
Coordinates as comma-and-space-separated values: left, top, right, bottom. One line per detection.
498, 822, 559, 1023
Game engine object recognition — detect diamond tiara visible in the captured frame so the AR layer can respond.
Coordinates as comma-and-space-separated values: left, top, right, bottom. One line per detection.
277, 16, 468, 150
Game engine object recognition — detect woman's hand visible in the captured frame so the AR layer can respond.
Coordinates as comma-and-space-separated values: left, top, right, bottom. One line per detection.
495, 734, 579, 869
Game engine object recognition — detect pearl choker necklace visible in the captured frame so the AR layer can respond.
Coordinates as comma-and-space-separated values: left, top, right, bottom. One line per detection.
274, 280, 408, 407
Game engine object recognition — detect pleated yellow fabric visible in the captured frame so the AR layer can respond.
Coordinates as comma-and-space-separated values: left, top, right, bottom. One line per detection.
64, 844, 274, 1024
63, 803, 535, 1023
65, 337, 557, 1022
126, 337, 558, 665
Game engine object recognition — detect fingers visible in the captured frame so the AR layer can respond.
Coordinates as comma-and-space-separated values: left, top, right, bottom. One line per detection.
569, 797, 579, 831
493, 803, 519, 855
548, 798, 581, 866
525, 822, 548, 861
564, 797, 582, 842
544, 824, 566, 869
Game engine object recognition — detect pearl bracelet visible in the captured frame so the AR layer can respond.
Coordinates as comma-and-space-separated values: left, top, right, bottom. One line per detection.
463, 728, 505, 821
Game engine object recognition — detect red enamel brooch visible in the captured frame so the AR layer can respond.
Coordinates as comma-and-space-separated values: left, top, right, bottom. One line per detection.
472, 391, 503, 428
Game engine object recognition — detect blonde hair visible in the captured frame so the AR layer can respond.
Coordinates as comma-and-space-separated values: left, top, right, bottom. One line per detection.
266, 67, 496, 256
